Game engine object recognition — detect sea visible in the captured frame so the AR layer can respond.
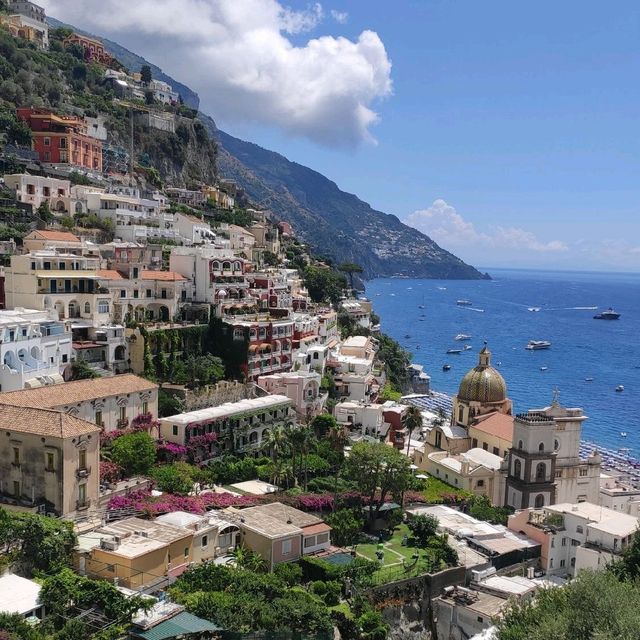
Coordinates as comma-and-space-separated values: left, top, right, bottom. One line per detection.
365, 268, 640, 457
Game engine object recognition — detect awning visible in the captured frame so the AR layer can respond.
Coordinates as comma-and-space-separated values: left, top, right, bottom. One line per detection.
133, 612, 221, 640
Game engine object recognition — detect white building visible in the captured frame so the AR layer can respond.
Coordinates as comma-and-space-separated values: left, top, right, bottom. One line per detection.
4, 173, 70, 213
599, 474, 640, 517
328, 336, 378, 403
0, 307, 71, 391
257, 371, 327, 420
0, 573, 44, 618
334, 401, 384, 438
174, 212, 214, 245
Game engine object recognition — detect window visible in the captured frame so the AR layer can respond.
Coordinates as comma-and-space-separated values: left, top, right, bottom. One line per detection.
476, 479, 484, 488
317, 533, 329, 544
554, 439, 560, 451
44, 137, 50, 146
555, 470, 562, 478
120, 290, 126, 298
518, 440, 523, 450
551, 537, 555, 548
472, 438, 478, 448
201, 535, 208, 548
571, 557, 576, 568
458, 406, 464, 423
482, 442, 488, 451
95, 411, 102, 427
576, 526, 583, 534
534, 494, 545, 508
477, 616, 484, 624
12, 447, 19, 464
282, 539, 292, 555
133, 268, 139, 278
142, 402, 148, 415
536, 462, 546, 481
562, 537, 567, 547
514, 459, 522, 479
43, 151, 50, 161
106, 564, 114, 572
133, 290, 139, 299
119, 406, 126, 422
184, 547, 189, 558
84, 302, 90, 314
173, 425, 179, 436
146, 289, 152, 298
560, 559, 565, 568
78, 483, 86, 505
98, 300, 109, 314
549, 558, 554, 568
304, 536, 316, 548
538, 442, 545, 452
435, 431, 442, 449
579, 468, 588, 477
493, 446, 500, 456
46, 452, 55, 471
79, 448, 87, 470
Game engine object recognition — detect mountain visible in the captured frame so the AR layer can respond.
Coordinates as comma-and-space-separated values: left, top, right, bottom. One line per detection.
45, 19, 486, 279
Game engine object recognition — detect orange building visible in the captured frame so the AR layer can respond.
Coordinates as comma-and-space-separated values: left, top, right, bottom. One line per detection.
63, 32, 112, 66
16, 108, 102, 172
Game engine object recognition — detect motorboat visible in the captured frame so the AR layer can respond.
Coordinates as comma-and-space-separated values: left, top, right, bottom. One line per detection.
457, 300, 473, 306
594, 308, 620, 320
540, 366, 548, 371
526, 340, 552, 350
454, 334, 472, 341
528, 307, 541, 312
585, 377, 594, 382
462, 345, 472, 351
442, 364, 451, 371
616, 385, 624, 392
404, 334, 411, 339
620, 432, 628, 438
446, 348, 463, 354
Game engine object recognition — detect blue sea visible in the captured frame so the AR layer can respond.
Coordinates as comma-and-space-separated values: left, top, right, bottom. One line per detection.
366, 268, 640, 456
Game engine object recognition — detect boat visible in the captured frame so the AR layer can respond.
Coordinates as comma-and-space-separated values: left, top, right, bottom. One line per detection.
457, 300, 473, 306
594, 307, 620, 320
442, 364, 451, 371
446, 348, 463, 354
462, 345, 472, 351
438, 287, 447, 290
585, 377, 594, 382
616, 385, 624, 392
454, 334, 472, 341
621, 433, 628, 438
526, 340, 552, 350
418, 305, 425, 309
404, 334, 411, 339
540, 366, 548, 371
528, 307, 541, 312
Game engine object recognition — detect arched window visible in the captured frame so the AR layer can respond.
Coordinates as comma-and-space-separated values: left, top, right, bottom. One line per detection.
538, 442, 545, 452
554, 439, 560, 451
518, 440, 523, 450
458, 406, 464, 423
514, 459, 522, 479
536, 462, 546, 481
84, 302, 90, 314
534, 494, 545, 508
476, 479, 484, 488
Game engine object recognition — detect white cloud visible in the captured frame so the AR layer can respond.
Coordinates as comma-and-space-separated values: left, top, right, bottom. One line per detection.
330, 9, 348, 24
405, 199, 569, 260
41, 0, 392, 147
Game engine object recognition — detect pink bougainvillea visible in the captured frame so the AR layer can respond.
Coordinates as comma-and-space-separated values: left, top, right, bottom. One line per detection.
99, 461, 123, 484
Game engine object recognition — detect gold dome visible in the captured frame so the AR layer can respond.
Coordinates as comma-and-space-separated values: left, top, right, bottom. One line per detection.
457, 344, 507, 404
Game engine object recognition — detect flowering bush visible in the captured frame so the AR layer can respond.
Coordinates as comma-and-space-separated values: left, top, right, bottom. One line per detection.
107, 488, 257, 516
186, 432, 218, 464
157, 441, 188, 463
132, 412, 161, 436
99, 461, 122, 484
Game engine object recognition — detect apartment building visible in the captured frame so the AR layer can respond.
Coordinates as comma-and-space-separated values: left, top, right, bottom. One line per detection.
22, 230, 84, 253
0, 373, 158, 432
257, 371, 326, 420
0, 307, 71, 392
3, 174, 70, 213
327, 335, 379, 402
3, 1, 48, 49
63, 33, 112, 65
159, 395, 293, 459
0, 403, 99, 516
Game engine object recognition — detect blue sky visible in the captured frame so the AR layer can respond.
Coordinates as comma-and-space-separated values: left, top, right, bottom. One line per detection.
45, 0, 640, 271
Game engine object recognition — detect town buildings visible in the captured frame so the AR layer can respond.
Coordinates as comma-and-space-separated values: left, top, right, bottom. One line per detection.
63, 33, 113, 66
0, 307, 71, 391
1, 1, 48, 49
257, 371, 326, 420
0, 374, 158, 432
3, 174, 70, 213
0, 403, 99, 516
16, 108, 103, 172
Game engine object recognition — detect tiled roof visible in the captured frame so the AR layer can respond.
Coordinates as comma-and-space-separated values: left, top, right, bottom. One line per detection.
471, 412, 514, 441
0, 374, 157, 408
28, 230, 81, 242
0, 404, 99, 438
141, 270, 187, 282
97, 269, 125, 280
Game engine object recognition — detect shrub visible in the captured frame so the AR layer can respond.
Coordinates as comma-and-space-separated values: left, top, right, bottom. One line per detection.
274, 562, 303, 586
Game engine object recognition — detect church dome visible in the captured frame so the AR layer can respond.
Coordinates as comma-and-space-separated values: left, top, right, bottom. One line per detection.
457, 345, 507, 403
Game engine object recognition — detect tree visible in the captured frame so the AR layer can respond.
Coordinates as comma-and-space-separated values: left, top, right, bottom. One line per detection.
144, 89, 155, 105
36, 201, 53, 224
233, 547, 266, 573
344, 442, 412, 527
407, 514, 439, 547
303, 266, 346, 304
338, 262, 363, 294
311, 413, 337, 438
109, 431, 156, 476
261, 423, 290, 464
140, 64, 152, 84
69, 360, 98, 380
151, 463, 194, 495
496, 569, 640, 640
401, 405, 423, 456
325, 508, 364, 546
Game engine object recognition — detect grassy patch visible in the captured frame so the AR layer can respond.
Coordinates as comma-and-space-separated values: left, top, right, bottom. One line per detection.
422, 476, 470, 503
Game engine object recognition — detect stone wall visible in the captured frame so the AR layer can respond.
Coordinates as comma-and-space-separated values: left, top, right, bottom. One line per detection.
161, 379, 258, 412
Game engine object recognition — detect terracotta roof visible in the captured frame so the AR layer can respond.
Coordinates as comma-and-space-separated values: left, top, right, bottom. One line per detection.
28, 230, 81, 242
0, 404, 99, 438
141, 271, 187, 282
97, 269, 124, 280
0, 374, 157, 409
302, 522, 332, 536
471, 412, 514, 441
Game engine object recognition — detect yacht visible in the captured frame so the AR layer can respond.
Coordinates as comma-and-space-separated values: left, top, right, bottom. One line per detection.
442, 364, 451, 371
616, 385, 624, 393
540, 366, 548, 371
454, 334, 472, 341
457, 300, 473, 306
446, 348, 463, 354
462, 345, 472, 351
526, 340, 552, 350
528, 307, 541, 312
594, 308, 621, 320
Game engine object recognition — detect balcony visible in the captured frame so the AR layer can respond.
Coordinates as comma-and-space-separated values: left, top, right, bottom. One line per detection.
76, 499, 91, 511
116, 418, 129, 429
76, 466, 91, 479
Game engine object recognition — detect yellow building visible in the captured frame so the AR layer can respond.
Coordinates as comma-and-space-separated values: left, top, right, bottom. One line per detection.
468, 412, 514, 459
0, 403, 99, 516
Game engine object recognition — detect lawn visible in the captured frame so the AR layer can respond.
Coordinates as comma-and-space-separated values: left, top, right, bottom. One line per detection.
355, 524, 419, 567
421, 476, 470, 503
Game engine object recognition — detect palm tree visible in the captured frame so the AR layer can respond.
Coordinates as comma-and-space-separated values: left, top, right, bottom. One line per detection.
270, 459, 294, 489
401, 405, 423, 456
261, 423, 290, 464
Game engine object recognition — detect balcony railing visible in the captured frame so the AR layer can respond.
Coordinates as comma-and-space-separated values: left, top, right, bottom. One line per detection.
76, 499, 91, 511
76, 466, 91, 479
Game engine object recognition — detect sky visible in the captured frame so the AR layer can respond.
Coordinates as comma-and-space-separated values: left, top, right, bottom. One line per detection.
41, 0, 640, 272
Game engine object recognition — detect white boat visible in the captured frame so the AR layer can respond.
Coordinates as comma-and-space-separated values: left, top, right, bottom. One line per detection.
446, 348, 463, 354
585, 377, 594, 382
621, 432, 628, 438
540, 366, 548, 371
456, 300, 473, 306
616, 385, 624, 392
454, 334, 472, 341
462, 345, 472, 351
528, 307, 541, 312
526, 340, 552, 350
